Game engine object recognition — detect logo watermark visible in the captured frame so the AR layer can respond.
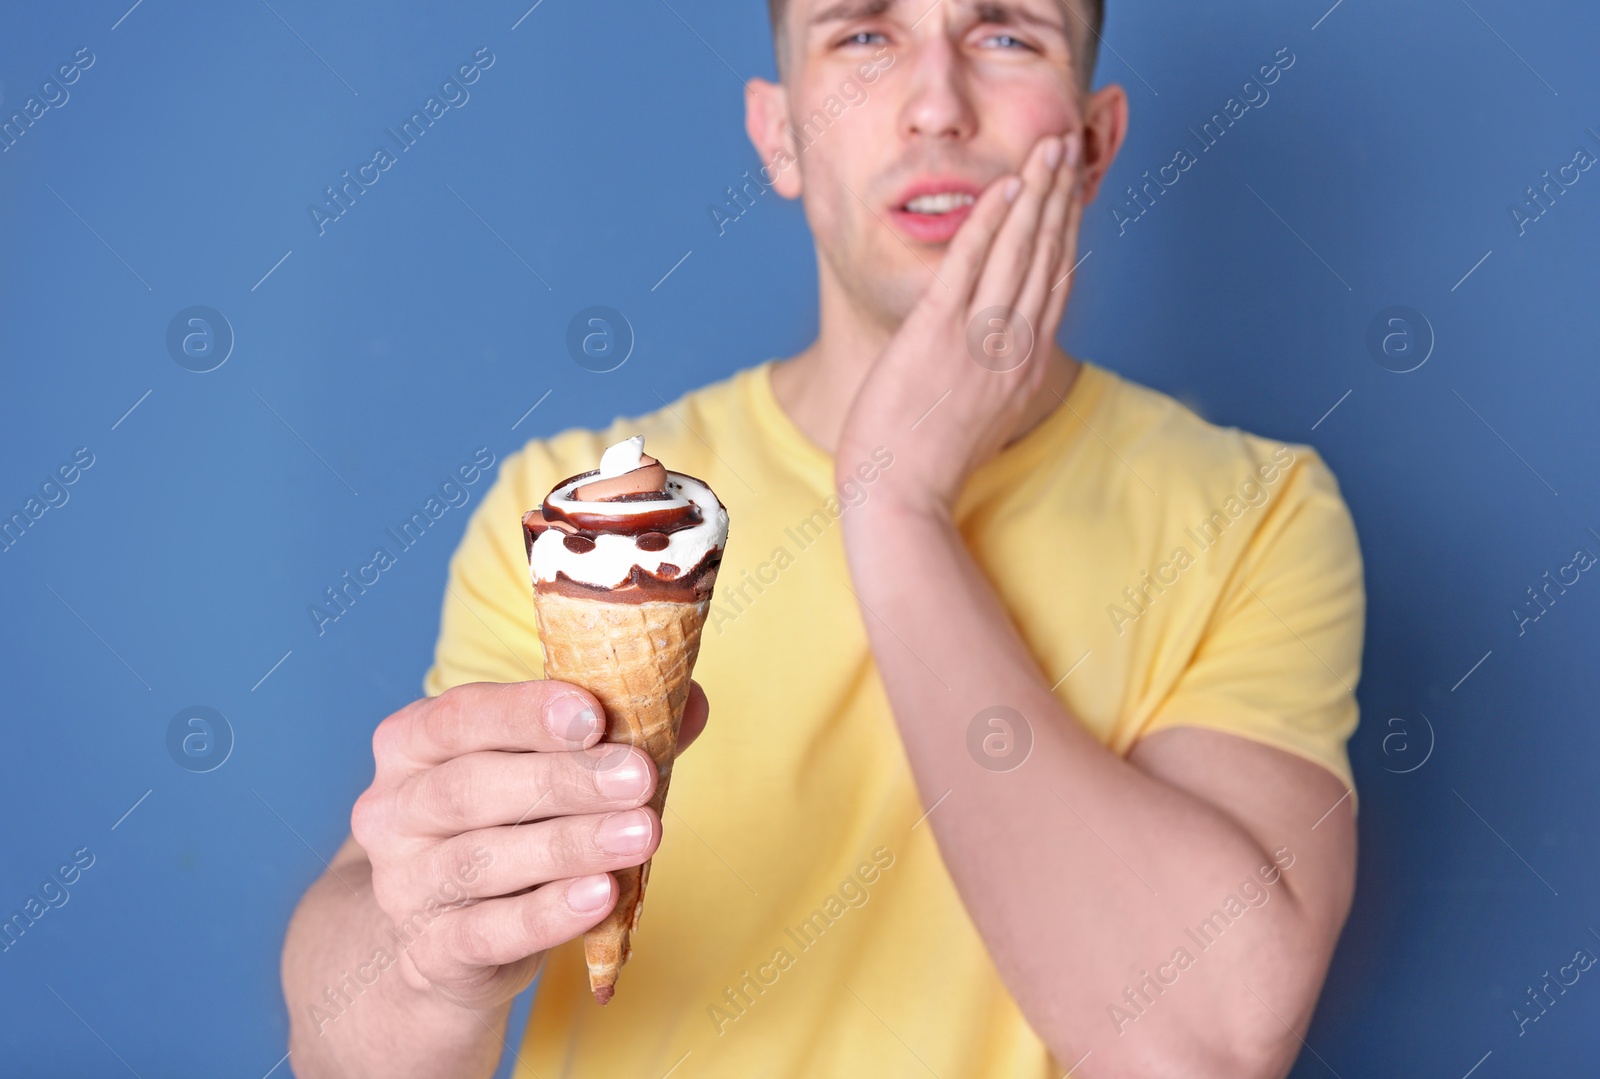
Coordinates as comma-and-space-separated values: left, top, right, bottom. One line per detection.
966, 306, 1035, 372
966, 706, 1033, 771
166, 306, 234, 372
1365, 306, 1432, 373
167, 706, 234, 773
565, 306, 633, 373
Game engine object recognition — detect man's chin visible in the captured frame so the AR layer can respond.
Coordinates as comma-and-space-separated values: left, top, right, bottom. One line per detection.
822, 240, 948, 329
853, 280, 926, 331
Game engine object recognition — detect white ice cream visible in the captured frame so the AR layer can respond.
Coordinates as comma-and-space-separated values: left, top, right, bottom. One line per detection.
597, 435, 646, 478
529, 436, 728, 590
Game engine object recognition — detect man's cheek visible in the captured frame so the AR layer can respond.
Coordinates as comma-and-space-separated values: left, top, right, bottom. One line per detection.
994, 94, 1082, 171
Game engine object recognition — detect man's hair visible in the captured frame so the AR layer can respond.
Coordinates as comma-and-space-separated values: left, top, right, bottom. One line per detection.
767, 0, 1106, 85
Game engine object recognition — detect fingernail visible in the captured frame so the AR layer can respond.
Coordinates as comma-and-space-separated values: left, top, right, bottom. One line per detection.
567, 875, 612, 911
546, 693, 600, 744
595, 750, 650, 798
1065, 132, 1082, 168
1003, 177, 1022, 202
597, 810, 654, 855
1043, 137, 1062, 169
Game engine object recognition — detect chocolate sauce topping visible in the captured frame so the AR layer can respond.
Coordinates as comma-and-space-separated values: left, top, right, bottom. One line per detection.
530, 470, 705, 538
523, 464, 724, 603
536, 551, 722, 604
561, 503, 701, 535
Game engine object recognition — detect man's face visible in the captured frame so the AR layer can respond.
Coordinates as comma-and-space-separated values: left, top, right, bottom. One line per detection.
748, 0, 1125, 327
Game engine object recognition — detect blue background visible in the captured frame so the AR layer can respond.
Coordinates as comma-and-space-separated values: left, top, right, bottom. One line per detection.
2, 0, 1597, 1075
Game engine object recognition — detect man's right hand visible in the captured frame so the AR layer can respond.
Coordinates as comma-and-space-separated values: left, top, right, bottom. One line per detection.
349, 679, 709, 1011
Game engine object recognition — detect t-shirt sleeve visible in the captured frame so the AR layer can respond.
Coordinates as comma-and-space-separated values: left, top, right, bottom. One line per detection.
1138, 447, 1366, 795
421, 444, 552, 697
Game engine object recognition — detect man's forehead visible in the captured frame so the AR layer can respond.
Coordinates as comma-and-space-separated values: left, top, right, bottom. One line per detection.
801, 0, 1073, 33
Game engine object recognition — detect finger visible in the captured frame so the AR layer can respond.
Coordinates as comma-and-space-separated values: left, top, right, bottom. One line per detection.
971, 134, 1064, 313
1014, 136, 1078, 335
415, 808, 663, 900
930, 173, 1020, 307
394, 744, 659, 836
1038, 184, 1087, 347
408, 874, 619, 984
377, 680, 605, 774
677, 680, 710, 754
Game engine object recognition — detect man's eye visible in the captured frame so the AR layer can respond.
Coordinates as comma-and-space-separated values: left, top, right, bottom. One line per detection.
981, 33, 1033, 50
839, 30, 887, 46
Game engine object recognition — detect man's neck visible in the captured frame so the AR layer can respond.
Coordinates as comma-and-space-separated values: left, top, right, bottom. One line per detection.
768, 281, 1082, 458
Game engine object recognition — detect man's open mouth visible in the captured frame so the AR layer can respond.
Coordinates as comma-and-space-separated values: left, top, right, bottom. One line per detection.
888, 180, 983, 243
901, 192, 977, 215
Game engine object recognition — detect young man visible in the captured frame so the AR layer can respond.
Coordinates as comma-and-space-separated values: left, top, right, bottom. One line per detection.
282, 1, 1363, 1076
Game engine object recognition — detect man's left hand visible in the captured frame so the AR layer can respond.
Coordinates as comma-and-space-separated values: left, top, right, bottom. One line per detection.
834, 131, 1085, 519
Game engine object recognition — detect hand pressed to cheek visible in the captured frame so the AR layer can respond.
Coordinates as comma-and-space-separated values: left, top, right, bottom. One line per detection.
975, 132, 1083, 379
969, 134, 1065, 315
835, 130, 1087, 515
936, 132, 1082, 406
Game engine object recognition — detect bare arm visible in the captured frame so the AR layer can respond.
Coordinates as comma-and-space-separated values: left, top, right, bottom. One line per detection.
831, 134, 1356, 1076
282, 835, 512, 1078
281, 679, 710, 1078
841, 501, 1354, 1077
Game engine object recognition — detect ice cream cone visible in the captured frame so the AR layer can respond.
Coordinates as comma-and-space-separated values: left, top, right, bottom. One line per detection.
522, 435, 728, 1005
531, 589, 710, 1005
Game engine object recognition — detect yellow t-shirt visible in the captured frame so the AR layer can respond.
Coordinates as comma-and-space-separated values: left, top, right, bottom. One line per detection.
422, 357, 1364, 1078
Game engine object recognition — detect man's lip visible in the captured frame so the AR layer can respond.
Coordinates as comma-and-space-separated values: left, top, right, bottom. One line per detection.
885, 176, 987, 244
889, 176, 986, 211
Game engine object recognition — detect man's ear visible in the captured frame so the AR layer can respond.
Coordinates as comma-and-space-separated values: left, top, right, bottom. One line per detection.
1075, 83, 1129, 206
745, 77, 803, 199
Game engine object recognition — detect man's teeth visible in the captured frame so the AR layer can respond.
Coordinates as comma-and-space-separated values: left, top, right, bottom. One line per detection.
904, 192, 975, 215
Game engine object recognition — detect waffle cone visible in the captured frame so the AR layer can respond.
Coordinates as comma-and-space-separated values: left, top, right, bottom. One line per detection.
531, 588, 710, 1005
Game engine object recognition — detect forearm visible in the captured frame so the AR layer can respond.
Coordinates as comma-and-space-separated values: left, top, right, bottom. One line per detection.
842, 503, 1328, 1075
282, 843, 509, 1079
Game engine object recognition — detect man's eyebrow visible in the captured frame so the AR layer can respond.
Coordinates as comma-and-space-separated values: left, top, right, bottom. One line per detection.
808, 0, 897, 27
806, 0, 1068, 38
969, 0, 1068, 36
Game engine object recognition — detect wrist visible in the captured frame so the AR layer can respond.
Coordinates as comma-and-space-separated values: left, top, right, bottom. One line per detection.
832, 442, 953, 526
841, 486, 953, 537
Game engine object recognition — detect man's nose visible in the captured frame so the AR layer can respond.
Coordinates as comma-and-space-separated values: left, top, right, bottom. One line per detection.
897, 36, 977, 142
